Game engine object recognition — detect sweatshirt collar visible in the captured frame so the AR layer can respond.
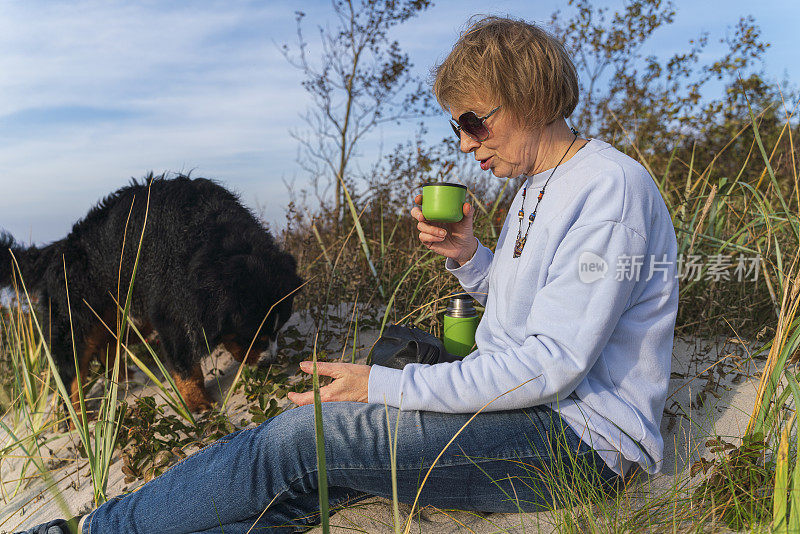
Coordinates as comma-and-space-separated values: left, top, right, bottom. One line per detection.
523, 138, 605, 187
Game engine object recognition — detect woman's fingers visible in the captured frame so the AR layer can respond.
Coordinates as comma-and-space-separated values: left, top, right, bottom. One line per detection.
410, 207, 447, 243
420, 235, 445, 247
417, 221, 447, 237
289, 361, 370, 405
287, 390, 313, 406
287, 383, 337, 406
448, 203, 474, 234
411, 197, 477, 252
297, 360, 341, 378
418, 228, 447, 245
456, 203, 473, 224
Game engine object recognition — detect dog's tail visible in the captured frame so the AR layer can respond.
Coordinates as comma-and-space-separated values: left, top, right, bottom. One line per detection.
0, 231, 54, 289
0, 231, 17, 287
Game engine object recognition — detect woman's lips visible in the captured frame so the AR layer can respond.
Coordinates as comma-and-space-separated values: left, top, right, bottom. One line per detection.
479, 156, 493, 170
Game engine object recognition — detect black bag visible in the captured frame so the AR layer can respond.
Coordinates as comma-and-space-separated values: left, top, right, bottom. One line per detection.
369, 324, 461, 369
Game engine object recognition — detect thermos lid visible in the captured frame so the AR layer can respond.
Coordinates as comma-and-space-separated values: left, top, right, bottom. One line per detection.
446, 293, 477, 318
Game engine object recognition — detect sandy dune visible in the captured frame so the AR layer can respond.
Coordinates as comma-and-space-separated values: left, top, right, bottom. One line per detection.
0, 304, 763, 533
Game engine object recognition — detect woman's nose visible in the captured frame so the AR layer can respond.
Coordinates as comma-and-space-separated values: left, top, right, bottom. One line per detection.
459, 131, 480, 152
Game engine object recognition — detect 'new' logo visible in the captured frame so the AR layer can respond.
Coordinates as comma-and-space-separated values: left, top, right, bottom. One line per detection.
578, 251, 608, 283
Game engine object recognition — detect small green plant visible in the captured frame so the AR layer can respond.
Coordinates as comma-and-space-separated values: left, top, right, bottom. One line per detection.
116, 397, 235, 484
691, 434, 771, 528
234, 365, 310, 425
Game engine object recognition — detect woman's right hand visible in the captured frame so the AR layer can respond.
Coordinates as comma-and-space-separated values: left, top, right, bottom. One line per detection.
410, 194, 478, 266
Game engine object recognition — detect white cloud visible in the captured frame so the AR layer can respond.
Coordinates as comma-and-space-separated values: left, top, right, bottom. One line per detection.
0, 0, 796, 244
0, 1, 311, 242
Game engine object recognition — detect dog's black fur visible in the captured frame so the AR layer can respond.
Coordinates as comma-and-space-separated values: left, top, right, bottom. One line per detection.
0, 173, 303, 412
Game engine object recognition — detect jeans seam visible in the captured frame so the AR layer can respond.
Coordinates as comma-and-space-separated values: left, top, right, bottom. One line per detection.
323, 447, 597, 473
85, 508, 94, 534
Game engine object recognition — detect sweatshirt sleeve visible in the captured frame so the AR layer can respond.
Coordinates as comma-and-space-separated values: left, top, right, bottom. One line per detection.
368, 221, 647, 412
443, 237, 493, 306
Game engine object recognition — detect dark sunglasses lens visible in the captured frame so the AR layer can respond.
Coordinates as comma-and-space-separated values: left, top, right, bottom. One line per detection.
458, 112, 488, 140
450, 120, 461, 140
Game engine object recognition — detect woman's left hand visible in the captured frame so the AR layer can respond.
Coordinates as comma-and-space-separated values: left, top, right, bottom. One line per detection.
287, 361, 371, 406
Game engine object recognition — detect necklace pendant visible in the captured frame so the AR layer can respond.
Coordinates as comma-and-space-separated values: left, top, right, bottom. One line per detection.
513, 235, 527, 258
510, 133, 576, 261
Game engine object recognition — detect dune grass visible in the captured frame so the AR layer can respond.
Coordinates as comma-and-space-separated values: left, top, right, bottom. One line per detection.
0, 97, 798, 532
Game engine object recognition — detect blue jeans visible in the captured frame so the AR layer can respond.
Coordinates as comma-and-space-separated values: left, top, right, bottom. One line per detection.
82, 402, 621, 533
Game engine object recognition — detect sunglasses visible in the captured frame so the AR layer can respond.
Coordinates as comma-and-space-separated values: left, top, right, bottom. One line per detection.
449, 105, 501, 142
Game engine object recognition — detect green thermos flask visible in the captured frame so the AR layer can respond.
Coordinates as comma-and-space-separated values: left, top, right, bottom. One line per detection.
443, 293, 480, 358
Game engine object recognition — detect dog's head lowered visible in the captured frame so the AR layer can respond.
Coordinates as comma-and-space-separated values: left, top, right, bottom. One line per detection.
205, 238, 303, 364
221, 298, 295, 364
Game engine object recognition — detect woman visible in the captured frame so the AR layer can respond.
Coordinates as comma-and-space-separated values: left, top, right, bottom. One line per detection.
18, 16, 677, 534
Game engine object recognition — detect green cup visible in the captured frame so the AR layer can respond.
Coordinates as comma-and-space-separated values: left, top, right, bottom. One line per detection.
421, 182, 467, 223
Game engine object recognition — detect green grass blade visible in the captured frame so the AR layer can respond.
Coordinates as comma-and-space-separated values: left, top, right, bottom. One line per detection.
384, 401, 402, 534
62, 259, 93, 442
745, 95, 800, 244
402, 377, 536, 534
377, 251, 432, 343
784, 373, 800, 531
9, 253, 97, 473
386, 213, 402, 252
487, 177, 512, 221
750, 321, 800, 438
466, 189, 496, 239
792, 468, 800, 534
659, 146, 678, 201
0, 420, 76, 528
97, 343, 123, 501
311, 336, 330, 533
339, 180, 385, 298
309, 217, 333, 271
120, 314, 195, 423
221, 280, 310, 410
773, 415, 791, 533
351, 307, 358, 364
380, 201, 385, 257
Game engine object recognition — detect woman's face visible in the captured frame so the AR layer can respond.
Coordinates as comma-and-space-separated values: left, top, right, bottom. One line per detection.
449, 100, 539, 178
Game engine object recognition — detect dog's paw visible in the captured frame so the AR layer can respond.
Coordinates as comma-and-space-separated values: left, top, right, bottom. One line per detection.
172, 372, 215, 413
188, 398, 214, 413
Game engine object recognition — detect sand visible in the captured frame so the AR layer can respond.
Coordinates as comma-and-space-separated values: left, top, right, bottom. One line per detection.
0, 304, 765, 533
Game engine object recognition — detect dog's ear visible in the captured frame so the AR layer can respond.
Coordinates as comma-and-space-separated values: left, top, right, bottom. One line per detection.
271, 252, 303, 296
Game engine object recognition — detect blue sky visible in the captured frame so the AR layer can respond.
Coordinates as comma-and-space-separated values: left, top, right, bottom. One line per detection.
0, 0, 797, 244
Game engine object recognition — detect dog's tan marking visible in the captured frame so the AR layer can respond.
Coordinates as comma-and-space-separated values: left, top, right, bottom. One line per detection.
222, 337, 262, 364
70, 322, 113, 426
222, 339, 245, 362
171, 363, 213, 412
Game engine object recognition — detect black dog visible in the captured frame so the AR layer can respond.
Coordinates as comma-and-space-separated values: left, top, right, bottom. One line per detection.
0, 174, 303, 414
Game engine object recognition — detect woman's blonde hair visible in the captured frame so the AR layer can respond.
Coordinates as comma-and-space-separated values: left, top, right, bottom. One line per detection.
433, 16, 579, 130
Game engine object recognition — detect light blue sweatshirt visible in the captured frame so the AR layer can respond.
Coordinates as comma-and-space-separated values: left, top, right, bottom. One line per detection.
368, 139, 679, 475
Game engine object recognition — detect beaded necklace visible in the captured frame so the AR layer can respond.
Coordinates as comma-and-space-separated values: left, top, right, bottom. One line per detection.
513, 130, 579, 258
